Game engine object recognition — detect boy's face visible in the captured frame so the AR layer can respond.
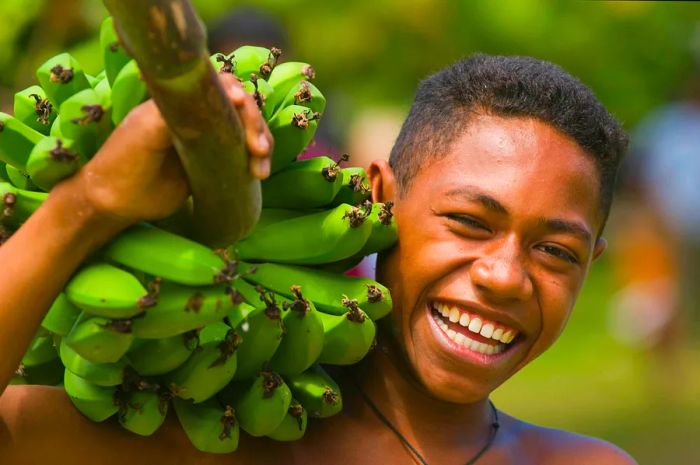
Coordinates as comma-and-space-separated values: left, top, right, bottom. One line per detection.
372, 115, 607, 403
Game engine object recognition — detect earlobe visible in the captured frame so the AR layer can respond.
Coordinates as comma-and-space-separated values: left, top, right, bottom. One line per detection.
592, 237, 607, 261
367, 160, 397, 204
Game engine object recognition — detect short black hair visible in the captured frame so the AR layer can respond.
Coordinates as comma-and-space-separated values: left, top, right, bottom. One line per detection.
389, 53, 628, 230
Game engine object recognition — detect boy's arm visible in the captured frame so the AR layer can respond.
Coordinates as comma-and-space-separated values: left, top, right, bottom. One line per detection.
0, 175, 131, 393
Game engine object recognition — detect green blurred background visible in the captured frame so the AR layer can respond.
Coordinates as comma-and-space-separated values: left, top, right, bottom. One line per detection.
1, 1, 699, 463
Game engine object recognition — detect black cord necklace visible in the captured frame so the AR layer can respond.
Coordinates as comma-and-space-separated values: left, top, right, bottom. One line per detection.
351, 377, 500, 465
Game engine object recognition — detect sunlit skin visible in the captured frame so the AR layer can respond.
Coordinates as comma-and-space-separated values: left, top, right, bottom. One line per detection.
0, 99, 637, 463
373, 114, 607, 405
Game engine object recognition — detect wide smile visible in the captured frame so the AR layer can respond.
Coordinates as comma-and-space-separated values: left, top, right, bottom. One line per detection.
426, 300, 523, 363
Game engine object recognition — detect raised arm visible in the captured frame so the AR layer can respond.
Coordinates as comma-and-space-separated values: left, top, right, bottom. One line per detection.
0, 74, 272, 395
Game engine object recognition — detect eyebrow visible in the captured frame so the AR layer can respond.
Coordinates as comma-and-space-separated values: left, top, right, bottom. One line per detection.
444, 187, 508, 215
537, 218, 592, 245
444, 186, 593, 245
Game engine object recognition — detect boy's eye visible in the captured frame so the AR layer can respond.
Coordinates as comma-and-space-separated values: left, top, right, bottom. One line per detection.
538, 244, 578, 264
447, 214, 490, 232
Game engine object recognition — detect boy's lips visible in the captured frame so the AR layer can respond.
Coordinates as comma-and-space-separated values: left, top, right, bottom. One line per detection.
424, 300, 523, 363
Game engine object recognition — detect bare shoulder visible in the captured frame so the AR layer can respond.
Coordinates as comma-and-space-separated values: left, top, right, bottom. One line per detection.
502, 414, 638, 465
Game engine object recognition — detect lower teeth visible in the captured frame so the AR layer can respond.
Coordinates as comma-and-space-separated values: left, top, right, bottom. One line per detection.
432, 311, 504, 355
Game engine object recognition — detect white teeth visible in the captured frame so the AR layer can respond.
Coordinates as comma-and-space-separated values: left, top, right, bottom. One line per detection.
500, 330, 513, 344
480, 323, 494, 338
432, 306, 518, 347
492, 328, 504, 341
469, 339, 480, 351
433, 310, 505, 355
468, 317, 482, 334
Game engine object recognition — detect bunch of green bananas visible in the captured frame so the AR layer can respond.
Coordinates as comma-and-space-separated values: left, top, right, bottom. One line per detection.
2, 16, 398, 454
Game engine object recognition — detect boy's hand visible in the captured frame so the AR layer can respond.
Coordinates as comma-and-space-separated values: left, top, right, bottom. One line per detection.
70, 73, 273, 226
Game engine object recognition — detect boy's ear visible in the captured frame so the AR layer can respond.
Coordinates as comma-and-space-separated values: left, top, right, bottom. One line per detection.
367, 159, 397, 204
592, 237, 607, 261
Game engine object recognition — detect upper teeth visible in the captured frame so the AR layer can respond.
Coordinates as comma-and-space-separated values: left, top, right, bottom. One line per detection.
433, 302, 517, 344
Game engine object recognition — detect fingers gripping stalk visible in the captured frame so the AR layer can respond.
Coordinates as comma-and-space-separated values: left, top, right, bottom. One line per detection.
103, 0, 262, 247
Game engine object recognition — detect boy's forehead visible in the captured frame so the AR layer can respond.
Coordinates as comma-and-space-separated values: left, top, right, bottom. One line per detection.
404, 115, 604, 230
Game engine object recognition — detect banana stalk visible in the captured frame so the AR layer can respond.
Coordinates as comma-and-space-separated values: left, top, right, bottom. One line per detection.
102, 0, 260, 247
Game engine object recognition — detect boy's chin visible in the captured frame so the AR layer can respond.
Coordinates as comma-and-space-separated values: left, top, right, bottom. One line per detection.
410, 357, 493, 404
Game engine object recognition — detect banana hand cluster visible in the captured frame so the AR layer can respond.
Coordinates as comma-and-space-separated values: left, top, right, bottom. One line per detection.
4, 16, 399, 454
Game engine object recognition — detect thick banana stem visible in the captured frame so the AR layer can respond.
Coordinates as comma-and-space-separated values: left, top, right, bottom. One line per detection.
102, 0, 261, 247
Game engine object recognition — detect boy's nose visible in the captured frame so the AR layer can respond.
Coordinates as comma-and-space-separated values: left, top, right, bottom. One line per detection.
469, 239, 533, 303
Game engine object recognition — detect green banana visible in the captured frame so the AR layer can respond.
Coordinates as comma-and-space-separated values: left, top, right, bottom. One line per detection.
21, 332, 59, 367
267, 400, 307, 441
285, 364, 342, 418
271, 80, 326, 121
229, 277, 266, 309
58, 87, 113, 159
268, 286, 325, 376
12, 357, 63, 385
41, 292, 82, 336
13, 85, 57, 134
231, 371, 291, 437
332, 166, 372, 206
0, 112, 45, 170
25, 136, 85, 191
64, 262, 148, 319
100, 16, 131, 86
126, 331, 198, 376
268, 104, 321, 174
36, 52, 91, 108
0, 163, 8, 183
116, 388, 168, 436
246, 208, 320, 233
261, 155, 345, 209
63, 368, 119, 422
318, 201, 398, 272
240, 262, 392, 321
103, 222, 230, 286
242, 74, 274, 112
130, 280, 237, 339
231, 289, 284, 380
173, 397, 239, 453
93, 74, 112, 103
314, 254, 365, 274
225, 300, 257, 330
49, 114, 63, 138
213, 46, 281, 80
0, 182, 48, 229
317, 299, 376, 365
110, 60, 148, 125
237, 203, 372, 265
3, 165, 39, 191
60, 339, 126, 387
64, 313, 134, 364
164, 323, 240, 403
86, 74, 100, 88
356, 201, 398, 255
265, 61, 316, 116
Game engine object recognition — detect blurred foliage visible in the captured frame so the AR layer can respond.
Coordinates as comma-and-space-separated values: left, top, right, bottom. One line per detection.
0, 1, 698, 463
1, 0, 699, 130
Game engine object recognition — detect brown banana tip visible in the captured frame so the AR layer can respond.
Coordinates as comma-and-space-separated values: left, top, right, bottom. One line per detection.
49, 64, 73, 83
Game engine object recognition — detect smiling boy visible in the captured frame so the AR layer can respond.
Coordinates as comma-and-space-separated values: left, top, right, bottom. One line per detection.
0, 54, 636, 464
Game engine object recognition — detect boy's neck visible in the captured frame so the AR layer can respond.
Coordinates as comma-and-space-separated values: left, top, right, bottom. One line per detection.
351, 336, 498, 455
